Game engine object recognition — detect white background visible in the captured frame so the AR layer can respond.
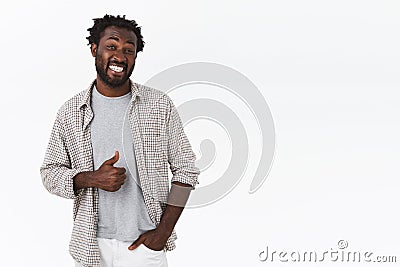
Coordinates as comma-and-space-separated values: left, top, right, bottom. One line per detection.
1, 0, 399, 266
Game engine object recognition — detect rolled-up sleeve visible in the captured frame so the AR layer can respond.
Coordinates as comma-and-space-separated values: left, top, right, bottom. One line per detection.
166, 98, 200, 188
40, 111, 80, 199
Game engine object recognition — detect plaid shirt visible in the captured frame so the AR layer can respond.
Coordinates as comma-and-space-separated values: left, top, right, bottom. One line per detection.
40, 80, 199, 267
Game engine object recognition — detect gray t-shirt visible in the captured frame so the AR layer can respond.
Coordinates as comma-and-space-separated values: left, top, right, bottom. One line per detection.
90, 86, 156, 241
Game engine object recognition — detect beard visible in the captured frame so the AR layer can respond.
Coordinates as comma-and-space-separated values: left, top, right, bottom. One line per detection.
95, 54, 135, 88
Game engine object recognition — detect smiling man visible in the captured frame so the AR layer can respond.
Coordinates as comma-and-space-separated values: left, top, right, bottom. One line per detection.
40, 15, 199, 267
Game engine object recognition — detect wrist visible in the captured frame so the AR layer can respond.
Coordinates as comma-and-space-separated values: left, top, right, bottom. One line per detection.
156, 223, 174, 238
74, 171, 95, 190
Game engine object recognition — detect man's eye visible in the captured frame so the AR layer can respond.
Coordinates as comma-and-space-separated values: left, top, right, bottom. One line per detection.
125, 49, 135, 55
107, 45, 116, 50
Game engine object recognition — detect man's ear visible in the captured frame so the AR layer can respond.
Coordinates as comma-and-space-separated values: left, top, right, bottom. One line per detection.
91, 44, 97, 57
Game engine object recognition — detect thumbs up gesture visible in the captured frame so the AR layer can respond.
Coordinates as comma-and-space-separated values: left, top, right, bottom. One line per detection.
101, 150, 121, 167
92, 151, 127, 192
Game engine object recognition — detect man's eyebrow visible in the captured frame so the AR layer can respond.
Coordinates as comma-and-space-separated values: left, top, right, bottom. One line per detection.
106, 36, 136, 47
106, 36, 119, 41
127, 41, 136, 47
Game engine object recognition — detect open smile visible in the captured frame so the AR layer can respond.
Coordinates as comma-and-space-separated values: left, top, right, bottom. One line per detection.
108, 64, 125, 73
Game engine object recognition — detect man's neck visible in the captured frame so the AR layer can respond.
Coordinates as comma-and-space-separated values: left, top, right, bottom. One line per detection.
95, 77, 131, 97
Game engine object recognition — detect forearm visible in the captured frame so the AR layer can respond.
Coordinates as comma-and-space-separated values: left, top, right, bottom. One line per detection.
41, 164, 82, 199
157, 181, 192, 236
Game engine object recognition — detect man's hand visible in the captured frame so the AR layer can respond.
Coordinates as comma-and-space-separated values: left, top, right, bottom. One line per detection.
128, 228, 171, 251
127, 181, 192, 251
73, 151, 126, 192
92, 151, 126, 191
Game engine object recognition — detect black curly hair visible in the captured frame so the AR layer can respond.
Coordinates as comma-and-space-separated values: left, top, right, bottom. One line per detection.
86, 14, 144, 53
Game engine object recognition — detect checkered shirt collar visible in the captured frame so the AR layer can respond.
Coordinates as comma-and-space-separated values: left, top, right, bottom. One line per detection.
79, 79, 141, 109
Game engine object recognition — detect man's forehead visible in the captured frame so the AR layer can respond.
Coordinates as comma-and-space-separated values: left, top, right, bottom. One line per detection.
100, 26, 137, 43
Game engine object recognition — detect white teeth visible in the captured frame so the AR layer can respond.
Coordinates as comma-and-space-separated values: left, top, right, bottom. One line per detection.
109, 65, 123, 72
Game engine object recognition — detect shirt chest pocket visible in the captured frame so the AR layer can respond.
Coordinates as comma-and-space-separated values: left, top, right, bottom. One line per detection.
141, 120, 166, 169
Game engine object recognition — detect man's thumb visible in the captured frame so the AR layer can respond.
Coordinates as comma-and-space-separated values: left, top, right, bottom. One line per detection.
103, 151, 119, 166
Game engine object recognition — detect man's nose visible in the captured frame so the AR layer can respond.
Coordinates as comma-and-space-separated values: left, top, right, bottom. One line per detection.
113, 49, 126, 62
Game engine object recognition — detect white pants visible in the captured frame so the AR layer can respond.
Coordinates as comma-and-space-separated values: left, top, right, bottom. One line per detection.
75, 238, 168, 267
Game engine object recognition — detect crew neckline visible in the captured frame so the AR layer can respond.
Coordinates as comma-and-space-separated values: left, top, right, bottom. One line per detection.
93, 85, 132, 100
